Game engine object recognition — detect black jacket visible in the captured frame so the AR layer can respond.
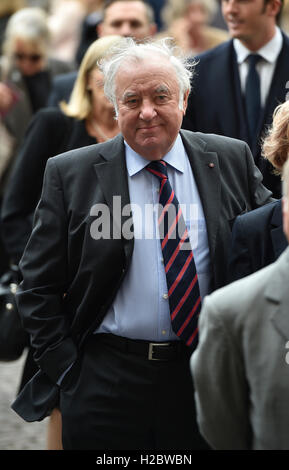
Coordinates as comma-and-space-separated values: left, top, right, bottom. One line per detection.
1, 108, 95, 263
228, 199, 288, 281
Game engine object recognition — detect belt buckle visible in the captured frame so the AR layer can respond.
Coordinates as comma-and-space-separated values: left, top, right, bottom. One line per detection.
148, 342, 171, 361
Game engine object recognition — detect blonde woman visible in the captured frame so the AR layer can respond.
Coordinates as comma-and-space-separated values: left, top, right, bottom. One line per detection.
1, 34, 122, 449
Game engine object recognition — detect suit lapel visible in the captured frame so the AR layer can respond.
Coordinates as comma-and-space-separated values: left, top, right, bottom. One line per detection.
214, 42, 248, 142
93, 134, 134, 263
270, 199, 288, 260
268, 248, 289, 342
180, 130, 221, 261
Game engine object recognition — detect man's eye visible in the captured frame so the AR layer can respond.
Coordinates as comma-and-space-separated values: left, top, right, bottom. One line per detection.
156, 95, 168, 103
126, 98, 139, 107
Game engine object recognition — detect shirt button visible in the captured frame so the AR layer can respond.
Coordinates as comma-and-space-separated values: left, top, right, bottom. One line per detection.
162, 330, 167, 335
161, 258, 164, 264
163, 293, 168, 300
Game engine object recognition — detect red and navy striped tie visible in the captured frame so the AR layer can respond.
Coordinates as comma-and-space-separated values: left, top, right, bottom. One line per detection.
146, 160, 201, 349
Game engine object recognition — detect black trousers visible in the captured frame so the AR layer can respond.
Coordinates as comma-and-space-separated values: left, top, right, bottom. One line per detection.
60, 334, 210, 450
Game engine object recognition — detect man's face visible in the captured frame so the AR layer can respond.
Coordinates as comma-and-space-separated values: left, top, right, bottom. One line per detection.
221, 0, 280, 49
115, 58, 188, 160
98, 1, 156, 41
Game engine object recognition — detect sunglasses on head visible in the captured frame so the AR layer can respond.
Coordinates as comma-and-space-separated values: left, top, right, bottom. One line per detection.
14, 52, 43, 62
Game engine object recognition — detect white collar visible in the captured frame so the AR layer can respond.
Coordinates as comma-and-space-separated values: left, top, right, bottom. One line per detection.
233, 26, 283, 64
125, 133, 185, 177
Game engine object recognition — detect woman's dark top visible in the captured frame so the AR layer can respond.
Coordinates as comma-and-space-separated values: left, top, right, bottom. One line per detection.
2, 107, 96, 264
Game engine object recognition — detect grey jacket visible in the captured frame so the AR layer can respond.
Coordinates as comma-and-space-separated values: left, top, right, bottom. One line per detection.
191, 247, 289, 450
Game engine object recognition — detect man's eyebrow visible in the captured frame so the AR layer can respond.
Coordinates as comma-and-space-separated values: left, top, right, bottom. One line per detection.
155, 85, 170, 94
122, 91, 138, 100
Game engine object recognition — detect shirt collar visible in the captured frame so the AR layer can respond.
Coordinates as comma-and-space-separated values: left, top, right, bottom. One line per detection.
233, 26, 283, 64
125, 133, 185, 177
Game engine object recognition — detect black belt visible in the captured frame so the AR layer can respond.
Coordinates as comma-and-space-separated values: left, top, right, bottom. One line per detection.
96, 333, 190, 361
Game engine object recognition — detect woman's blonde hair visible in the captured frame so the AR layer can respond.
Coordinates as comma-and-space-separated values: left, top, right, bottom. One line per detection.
262, 100, 289, 174
60, 35, 122, 120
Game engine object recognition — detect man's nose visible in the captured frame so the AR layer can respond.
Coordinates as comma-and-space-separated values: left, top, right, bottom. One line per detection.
119, 23, 133, 37
223, 0, 238, 15
139, 100, 157, 120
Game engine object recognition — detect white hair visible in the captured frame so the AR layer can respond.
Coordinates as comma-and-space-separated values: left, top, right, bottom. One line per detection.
99, 37, 196, 115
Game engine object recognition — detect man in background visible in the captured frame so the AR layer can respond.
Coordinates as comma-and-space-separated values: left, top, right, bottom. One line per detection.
182, 0, 288, 198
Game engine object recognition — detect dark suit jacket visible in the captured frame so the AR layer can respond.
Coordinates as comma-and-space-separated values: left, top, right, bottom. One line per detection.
12, 130, 272, 421
182, 34, 289, 198
46, 71, 77, 107
1, 107, 95, 263
228, 199, 288, 282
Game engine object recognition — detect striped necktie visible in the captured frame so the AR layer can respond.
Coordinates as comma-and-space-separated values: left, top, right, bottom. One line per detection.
146, 160, 201, 349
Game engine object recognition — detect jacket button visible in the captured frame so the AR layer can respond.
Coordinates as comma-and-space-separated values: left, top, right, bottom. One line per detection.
208, 163, 215, 168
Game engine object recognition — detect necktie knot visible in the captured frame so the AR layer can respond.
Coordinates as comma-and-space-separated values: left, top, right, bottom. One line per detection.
146, 160, 168, 181
247, 53, 262, 69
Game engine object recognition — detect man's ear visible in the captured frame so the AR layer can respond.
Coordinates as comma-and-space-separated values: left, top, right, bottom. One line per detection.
182, 89, 190, 115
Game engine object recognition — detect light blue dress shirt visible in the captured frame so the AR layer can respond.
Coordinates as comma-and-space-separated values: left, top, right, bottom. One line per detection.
96, 134, 212, 342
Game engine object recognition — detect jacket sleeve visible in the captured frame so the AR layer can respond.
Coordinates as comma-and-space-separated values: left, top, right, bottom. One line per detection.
244, 142, 274, 208
16, 157, 78, 385
191, 295, 252, 450
227, 215, 253, 282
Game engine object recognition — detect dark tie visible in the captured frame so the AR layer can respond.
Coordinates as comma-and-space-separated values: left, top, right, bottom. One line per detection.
245, 54, 262, 146
146, 160, 201, 349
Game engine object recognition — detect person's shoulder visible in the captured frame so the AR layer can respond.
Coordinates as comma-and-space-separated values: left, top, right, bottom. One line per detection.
49, 133, 123, 169
194, 39, 233, 63
181, 129, 246, 152
31, 107, 72, 127
235, 200, 281, 228
205, 258, 277, 323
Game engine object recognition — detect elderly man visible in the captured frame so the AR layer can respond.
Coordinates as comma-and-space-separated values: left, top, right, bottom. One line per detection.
191, 160, 289, 450
12, 38, 271, 450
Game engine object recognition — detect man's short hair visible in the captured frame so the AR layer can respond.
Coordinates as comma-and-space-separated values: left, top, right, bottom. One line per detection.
103, 0, 155, 24
264, 0, 284, 23
282, 158, 289, 198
